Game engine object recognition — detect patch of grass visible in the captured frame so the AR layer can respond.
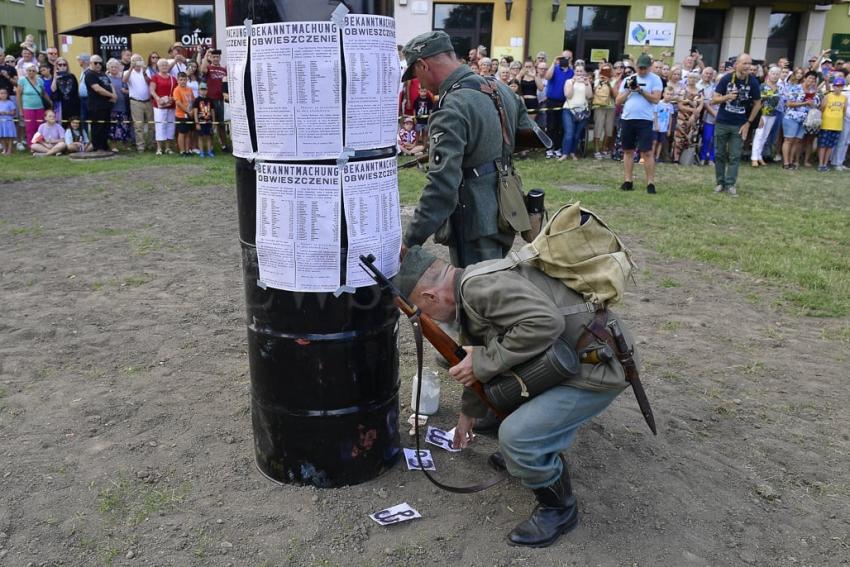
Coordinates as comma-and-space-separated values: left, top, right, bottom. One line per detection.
97, 476, 191, 527
660, 320, 682, 332
128, 234, 164, 256
0, 387, 6, 398
659, 277, 680, 288
9, 223, 44, 237
822, 325, 850, 343
400, 156, 850, 316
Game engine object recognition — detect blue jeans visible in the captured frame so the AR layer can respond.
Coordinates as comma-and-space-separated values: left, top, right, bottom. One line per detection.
561, 109, 588, 157
498, 385, 621, 489
700, 122, 715, 162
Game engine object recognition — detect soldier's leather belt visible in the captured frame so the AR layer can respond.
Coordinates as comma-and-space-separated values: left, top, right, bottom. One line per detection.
463, 158, 512, 179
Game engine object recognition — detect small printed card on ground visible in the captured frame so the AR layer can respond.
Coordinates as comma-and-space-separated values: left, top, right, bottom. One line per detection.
424, 426, 461, 452
403, 448, 436, 471
369, 503, 422, 526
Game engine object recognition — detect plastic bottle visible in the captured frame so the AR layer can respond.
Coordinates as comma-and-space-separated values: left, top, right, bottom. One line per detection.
410, 367, 440, 415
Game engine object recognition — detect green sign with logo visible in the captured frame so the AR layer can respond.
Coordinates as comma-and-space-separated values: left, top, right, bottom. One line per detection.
831, 34, 850, 61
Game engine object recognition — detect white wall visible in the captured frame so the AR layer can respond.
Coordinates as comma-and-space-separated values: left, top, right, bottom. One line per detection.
749, 6, 772, 61
674, 6, 695, 64
720, 6, 749, 62
394, 0, 433, 46
795, 8, 829, 66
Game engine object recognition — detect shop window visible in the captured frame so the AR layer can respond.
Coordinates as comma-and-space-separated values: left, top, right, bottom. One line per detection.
92, 1, 131, 59
692, 10, 724, 70
564, 5, 629, 69
13, 27, 25, 44
433, 3, 493, 58
175, 1, 216, 57
38, 31, 47, 52
766, 13, 800, 67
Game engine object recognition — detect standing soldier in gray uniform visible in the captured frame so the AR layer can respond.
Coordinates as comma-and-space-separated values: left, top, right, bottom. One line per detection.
399, 31, 546, 268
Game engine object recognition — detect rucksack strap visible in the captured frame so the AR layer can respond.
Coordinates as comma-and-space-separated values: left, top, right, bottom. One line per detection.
440, 75, 513, 158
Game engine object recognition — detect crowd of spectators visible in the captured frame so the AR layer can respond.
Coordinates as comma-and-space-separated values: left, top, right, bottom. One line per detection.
398, 43, 850, 182
0, 36, 229, 158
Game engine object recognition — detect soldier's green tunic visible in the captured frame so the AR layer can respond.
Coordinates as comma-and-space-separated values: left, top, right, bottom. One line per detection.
403, 65, 537, 267
455, 260, 632, 418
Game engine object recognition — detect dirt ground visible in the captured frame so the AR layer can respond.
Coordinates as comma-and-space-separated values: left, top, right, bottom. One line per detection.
1, 164, 849, 567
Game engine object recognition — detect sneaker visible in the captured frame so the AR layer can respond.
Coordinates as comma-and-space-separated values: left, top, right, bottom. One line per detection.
198, 152, 205, 158
165, 148, 174, 155
817, 165, 829, 172
593, 152, 602, 160
155, 149, 163, 156
206, 151, 215, 158
727, 185, 738, 197
646, 183, 657, 194
545, 150, 554, 159
554, 150, 563, 158
219, 145, 229, 152
834, 165, 846, 171
620, 181, 634, 191
192, 148, 201, 155
714, 184, 725, 193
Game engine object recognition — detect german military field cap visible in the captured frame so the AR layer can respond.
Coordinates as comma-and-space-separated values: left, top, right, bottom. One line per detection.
395, 245, 438, 298
401, 31, 454, 82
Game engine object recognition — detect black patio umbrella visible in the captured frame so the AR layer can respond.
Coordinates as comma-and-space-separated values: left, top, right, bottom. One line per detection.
59, 14, 175, 37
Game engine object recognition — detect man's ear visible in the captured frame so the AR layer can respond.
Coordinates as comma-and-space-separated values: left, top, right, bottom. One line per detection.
419, 288, 438, 303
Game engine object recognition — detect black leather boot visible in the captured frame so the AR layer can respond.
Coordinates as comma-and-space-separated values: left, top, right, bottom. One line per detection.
508, 463, 578, 548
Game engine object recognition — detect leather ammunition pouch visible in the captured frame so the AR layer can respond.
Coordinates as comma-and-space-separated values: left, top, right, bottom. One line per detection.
484, 337, 580, 413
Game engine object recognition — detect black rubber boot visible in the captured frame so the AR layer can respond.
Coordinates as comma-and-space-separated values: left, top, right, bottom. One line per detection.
488, 451, 507, 472
508, 463, 578, 548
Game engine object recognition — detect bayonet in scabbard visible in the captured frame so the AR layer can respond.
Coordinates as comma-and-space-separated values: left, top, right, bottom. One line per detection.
609, 319, 657, 436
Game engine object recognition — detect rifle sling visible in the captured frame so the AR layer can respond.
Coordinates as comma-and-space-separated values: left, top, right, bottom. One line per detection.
409, 310, 505, 494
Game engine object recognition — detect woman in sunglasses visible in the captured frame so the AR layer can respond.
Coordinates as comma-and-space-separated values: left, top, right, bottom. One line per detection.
51, 58, 80, 128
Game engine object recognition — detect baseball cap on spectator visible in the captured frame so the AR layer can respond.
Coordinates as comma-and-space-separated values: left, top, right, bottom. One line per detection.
833, 76, 846, 86
403, 116, 415, 124
823, 58, 833, 64
636, 54, 652, 68
77, 52, 91, 62
401, 30, 454, 81
199, 82, 208, 90
171, 42, 184, 52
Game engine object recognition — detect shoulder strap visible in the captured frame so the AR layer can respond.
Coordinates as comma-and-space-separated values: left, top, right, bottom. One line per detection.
439, 75, 512, 150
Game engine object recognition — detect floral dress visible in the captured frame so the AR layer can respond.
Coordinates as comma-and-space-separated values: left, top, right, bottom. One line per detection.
673, 88, 702, 160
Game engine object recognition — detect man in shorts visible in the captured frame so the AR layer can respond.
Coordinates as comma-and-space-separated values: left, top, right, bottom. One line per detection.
615, 54, 662, 194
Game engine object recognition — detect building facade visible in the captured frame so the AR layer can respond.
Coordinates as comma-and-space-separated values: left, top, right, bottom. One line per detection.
394, 0, 850, 69
1, 0, 49, 54
44, 0, 227, 63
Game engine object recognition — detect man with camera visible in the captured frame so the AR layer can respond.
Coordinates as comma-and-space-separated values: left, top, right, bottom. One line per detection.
711, 53, 761, 196
544, 50, 574, 158
615, 54, 662, 193
395, 245, 633, 547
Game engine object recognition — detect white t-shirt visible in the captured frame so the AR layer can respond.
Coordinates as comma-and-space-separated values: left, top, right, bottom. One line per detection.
126, 69, 150, 101
169, 59, 187, 78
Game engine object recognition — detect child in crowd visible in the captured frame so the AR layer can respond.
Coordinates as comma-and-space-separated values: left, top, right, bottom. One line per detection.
653, 86, 675, 162
172, 72, 195, 156
0, 88, 16, 155
193, 82, 215, 158
64, 116, 92, 152
30, 109, 66, 156
413, 87, 434, 136
398, 116, 424, 156
817, 76, 847, 171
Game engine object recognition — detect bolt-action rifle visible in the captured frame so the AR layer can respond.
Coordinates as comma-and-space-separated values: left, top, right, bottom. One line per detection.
359, 254, 507, 420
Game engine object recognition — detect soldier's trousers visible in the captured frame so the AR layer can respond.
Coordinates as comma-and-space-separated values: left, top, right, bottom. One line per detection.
449, 234, 513, 268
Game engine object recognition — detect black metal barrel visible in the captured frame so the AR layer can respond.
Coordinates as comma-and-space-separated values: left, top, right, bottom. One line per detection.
226, 0, 400, 487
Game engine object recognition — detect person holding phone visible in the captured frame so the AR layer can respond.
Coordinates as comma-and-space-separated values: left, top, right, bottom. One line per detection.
124, 53, 152, 152
200, 48, 228, 152
543, 51, 574, 158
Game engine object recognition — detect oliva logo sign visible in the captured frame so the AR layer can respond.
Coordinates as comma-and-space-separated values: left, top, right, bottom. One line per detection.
182, 28, 212, 46
99, 34, 128, 46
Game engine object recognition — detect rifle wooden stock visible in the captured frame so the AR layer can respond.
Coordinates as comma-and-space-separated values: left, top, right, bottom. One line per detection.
393, 297, 508, 420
